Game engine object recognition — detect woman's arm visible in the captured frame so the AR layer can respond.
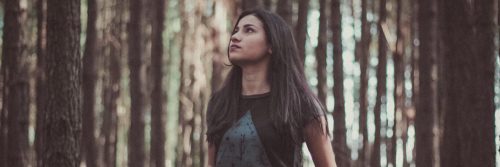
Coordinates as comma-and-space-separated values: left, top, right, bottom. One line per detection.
304, 116, 337, 167
207, 142, 216, 167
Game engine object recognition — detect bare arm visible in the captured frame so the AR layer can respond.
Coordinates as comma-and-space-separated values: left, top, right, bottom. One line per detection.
208, 142, 216, 167
304, 116, 337, 167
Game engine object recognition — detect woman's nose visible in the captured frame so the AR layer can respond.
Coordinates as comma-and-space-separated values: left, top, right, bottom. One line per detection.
230, 33, 241, 43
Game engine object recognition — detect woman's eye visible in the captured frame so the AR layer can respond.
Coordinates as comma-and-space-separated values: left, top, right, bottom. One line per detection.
245, 28, 254, 33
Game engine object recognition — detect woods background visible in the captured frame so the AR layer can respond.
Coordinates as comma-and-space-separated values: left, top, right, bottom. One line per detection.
0, 0, 499, 167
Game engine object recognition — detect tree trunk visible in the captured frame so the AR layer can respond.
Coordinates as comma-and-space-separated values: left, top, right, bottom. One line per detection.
128, 0, 146, 165
241, 0, 261, 10
150, 0, 168, 166
315, 0, 327, 106
82, 0, 98, 166
177, 1, 211, 166
371, 0, 387, 166
440, 0, 496, 166
3, 0, 30, 166
42, 0, 81, 166
276, 0, 293, 26
102, 0, 124, 166
331, 0, 349, 166
263, 0, 272, 10
415, 0, 437, 165
178, 0, 194, 166
358, 0, 370, 165
391, 0, 405, 166
35, 0, 47, 166
0, 49, 6, 167
0, 65, 5, 167
295, 0, 309, 65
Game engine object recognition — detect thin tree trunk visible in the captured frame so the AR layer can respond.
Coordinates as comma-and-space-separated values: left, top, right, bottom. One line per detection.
128, 0, 146, 165
150, 0, 168, 166
358, 0, 370, 165
242, 0, 261, 10
440, 0, 496, 166
42, 0, 81, 166
3, 0, 30, 166
0, 65, 5, 167
371, 0, 387, 166
102, 0, 124, 166
295, 0, 309, 65
391, 0, 405, 165
331, 0, 349, 165
177, 0, 192, 165
276, 0, 292, 26
315, 0, 327, 106
415, 0, 437, 165
410, 0, 419, 165
0, 46, 6, 167
82, 0, 98, 165
263, 0, 272, 10
35, 0, 47, 166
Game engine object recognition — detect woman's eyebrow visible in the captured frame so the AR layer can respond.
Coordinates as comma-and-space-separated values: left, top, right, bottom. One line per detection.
236, 24, 256, 29
243, 24, 256, 28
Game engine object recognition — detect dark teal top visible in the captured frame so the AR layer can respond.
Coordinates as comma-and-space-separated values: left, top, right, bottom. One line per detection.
211, 92, 315, 167
216, 111, 272, 167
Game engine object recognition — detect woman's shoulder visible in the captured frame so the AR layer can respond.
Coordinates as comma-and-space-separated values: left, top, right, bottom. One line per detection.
299, 96, 326, 126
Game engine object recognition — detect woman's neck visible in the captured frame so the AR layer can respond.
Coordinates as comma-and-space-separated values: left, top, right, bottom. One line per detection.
240, 62, 270, 96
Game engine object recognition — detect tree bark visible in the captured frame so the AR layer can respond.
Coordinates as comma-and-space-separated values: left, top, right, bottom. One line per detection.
42, 0, 81, 166
358, 0, 370, 165
415, 0, 438, 165
35, 0, 47, 166
263, 0, 272, 10
295, 0, 309, 65
390, 0, 405, 166
102, 0, 124, 166
331, 0, 350, 166
150, 0, 168, 166
315, 0, 327, 106
440, 0, 496, 166
241, 0, 261, 10
128, 0, 146, 165
3, 0, 30, 166
82, 0, 98, 166
276, 0, 293, 26
371, 0, 387, 166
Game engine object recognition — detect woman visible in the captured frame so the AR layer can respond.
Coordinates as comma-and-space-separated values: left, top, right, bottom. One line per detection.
206, 8, 337, 167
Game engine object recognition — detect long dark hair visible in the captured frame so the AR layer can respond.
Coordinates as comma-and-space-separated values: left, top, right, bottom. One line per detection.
206, 8, 327, 147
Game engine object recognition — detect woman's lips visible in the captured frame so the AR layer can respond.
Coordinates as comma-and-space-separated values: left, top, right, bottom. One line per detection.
230, 44, 241, 51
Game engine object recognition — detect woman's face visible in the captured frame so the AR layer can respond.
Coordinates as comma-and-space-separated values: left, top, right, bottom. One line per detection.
228, 15, 271, 66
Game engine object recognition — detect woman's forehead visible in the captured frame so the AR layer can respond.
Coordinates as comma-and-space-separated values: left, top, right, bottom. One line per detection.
237, 15, 264, 28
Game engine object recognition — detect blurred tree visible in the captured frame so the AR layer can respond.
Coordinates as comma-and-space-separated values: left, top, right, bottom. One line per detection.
128, 0, 146, 165
440, 0, 496, 166
100, 0, 125, 166
3, 0, 30, 166
415, 0, 438, 165
331, 0, 350, 166
358, 0, 370, 165
390, 0, 405, 166
371, 0, 388, 166
276, 0, 292, 26
82, 0, 98, 166
295, 0, 309, 64
150, 0, 168, 166
35, 0, 47, 166
315, 0, 327, 106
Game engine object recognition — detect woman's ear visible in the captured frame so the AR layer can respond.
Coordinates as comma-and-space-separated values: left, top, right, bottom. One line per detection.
268, 48, 272, 55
